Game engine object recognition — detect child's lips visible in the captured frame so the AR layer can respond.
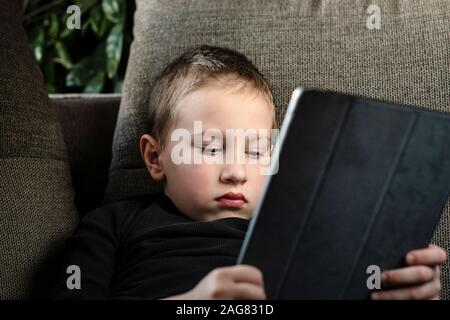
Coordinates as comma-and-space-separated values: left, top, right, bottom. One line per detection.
215, 192, 247, 208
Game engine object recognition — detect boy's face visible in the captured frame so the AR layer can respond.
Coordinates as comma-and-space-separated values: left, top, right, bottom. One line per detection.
141, 83, 274, 221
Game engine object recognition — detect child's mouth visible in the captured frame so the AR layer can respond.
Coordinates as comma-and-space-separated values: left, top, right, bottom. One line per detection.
215, 193, 247, 208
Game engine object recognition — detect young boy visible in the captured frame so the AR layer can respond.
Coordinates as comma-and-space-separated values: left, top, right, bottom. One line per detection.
52, 45, 446, 300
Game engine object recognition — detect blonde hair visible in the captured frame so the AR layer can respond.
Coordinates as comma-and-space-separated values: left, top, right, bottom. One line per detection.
148, 45, 276, 148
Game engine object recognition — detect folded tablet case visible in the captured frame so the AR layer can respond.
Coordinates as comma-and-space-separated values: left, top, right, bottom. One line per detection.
238, 88, 450, 299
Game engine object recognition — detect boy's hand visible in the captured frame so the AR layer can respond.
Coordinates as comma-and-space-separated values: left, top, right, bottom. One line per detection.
163, 265, 266, 300
371, 245, 447, 300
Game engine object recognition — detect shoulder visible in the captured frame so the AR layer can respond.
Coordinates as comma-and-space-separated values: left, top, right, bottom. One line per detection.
76, 193, 162, 240
81, 194, 156, 220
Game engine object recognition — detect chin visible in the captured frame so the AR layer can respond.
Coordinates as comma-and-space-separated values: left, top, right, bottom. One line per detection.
216, 211, 250, 220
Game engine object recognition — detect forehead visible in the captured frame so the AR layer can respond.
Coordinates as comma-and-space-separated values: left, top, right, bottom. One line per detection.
173, 84, 274, 131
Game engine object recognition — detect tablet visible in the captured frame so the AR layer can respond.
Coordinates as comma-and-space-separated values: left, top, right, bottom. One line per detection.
237, 88, 450, 299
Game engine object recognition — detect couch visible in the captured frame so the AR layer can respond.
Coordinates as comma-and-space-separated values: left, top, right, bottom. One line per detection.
1, 0, 449, 299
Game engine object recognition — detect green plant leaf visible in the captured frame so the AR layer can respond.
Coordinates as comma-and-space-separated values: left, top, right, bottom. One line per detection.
60, 12, 75, 39
66, 42, 106, 87
75, 0, 99, 10
22, 0, 65, 25
106, 24, 123, 79
30, 28, 45, 62
23, 0, 134, 93
84, 70, 105, 93
98, 13, 111, 38
60, 28, 74, 39
90, 6, 102, 35
81, 14, 91, 35
90, 5, 110, 37
54, 41, 72, 69
66, 62, 92, 87
48, 14, 59, 40
102, 0, 121, 23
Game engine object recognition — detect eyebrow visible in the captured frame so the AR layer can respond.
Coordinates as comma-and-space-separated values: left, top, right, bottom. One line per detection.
193, 129, 271, 145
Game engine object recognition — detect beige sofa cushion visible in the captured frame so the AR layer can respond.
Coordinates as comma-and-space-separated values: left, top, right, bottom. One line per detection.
0, 1, 78, 299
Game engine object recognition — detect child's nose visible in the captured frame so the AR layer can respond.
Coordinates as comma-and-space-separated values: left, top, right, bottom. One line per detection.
220, 163, 248, 185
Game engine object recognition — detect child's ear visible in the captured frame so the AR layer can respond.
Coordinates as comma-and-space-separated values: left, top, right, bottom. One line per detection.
140, 134, 165, 182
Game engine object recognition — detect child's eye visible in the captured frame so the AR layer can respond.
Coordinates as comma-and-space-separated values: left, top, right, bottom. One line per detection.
202, 146, 223, 155
247, 150, 263, 158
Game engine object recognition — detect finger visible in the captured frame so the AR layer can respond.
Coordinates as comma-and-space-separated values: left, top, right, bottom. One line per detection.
406, 245, 447, 266
371, 279, 441, 300
381, 266, 435, 288
228, 283, 267, 300
434, 266, 441, 281
225, 265, 264, 285
433, 266, 442, 297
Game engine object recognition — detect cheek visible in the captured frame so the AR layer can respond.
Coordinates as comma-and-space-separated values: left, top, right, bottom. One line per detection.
167, 162, 218, 189
162, 143, 219, 186
247, 167, 268, 198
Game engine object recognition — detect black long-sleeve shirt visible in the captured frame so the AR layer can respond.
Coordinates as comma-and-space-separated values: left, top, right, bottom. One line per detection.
51, 193, 249, 299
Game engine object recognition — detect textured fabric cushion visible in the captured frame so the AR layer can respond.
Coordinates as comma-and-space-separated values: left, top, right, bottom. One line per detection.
0, 1, 78, 299
107, 0, 450, 298
53, 94, 120, 216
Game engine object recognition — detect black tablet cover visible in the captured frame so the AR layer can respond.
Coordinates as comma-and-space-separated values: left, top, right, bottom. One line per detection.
238, 89, 450, 299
